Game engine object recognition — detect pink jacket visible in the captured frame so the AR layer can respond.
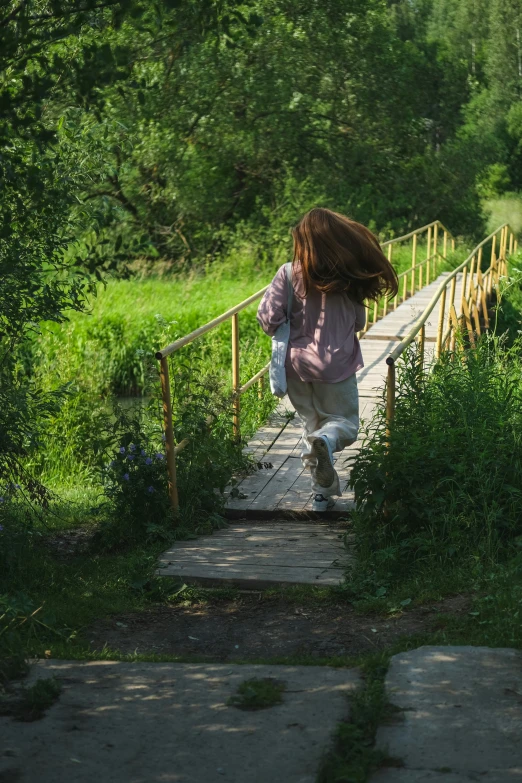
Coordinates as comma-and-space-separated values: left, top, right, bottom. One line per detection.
257, 263, 366, 383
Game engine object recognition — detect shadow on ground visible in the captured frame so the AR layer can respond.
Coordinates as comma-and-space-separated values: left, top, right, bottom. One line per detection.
87, 595, 470, 659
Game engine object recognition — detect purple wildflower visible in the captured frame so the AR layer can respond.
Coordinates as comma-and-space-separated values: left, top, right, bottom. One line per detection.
141, 449, 146, 457
127, 454, 135, 461
0, 525, 3, 531
123, 473, 130, 481
129, 443, 136, 452
145, 457, 152, 465
109, 460, 115, 468
155, 452, 164, 461
147, 486, 155, 493
119, 446, 126, 454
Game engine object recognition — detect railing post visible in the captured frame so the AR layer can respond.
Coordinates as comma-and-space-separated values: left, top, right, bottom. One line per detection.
468, 255, 475, 299
232, 313, 240, 442
470, 279, 481, 335
443, 228, 448, 259
160, 357, 179, 513
426, 225, 432, 282
383, 245, 392, 317
489, 234, 496, 297
436, 286, 446, 358
258, 375, 264, 400
411, 233, 417, 294
460, 265, 468, 316
462, 298, 475, 347
418, 323, 425, 366
449, 304, 459, 353
386, 359, 395, 446
477, 269, 489, 329
447, 275, 456, 332
433, 222, 439, 265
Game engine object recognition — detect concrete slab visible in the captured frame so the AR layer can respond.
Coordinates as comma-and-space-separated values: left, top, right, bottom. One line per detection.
1, 660, 361, 783
371, 645, 522, 782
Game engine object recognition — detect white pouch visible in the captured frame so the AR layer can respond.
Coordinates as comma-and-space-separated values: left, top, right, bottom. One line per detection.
269, 262, 294, 398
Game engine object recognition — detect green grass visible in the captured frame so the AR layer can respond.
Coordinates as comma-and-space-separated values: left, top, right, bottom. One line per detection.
317, 654, 400, 783
228, 677, 286, 710
484, 193, 522, 236
3, 678, 62, 722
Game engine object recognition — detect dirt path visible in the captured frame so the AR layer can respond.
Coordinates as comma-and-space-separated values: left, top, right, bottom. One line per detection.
87, 594, 469, 660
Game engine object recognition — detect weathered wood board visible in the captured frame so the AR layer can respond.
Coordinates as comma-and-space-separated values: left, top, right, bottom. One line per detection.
158, 522, 352, 587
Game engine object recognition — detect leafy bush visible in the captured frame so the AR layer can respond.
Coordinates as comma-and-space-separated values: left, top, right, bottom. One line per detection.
350, 336, 522, 581
98, 442, 173, 549
494, 261, 522, 345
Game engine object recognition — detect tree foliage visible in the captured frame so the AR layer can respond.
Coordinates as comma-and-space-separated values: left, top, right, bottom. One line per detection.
2, 0, 522, 498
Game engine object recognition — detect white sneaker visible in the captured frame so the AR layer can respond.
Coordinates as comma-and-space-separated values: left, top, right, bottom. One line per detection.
312, 494, 336, 512
310, 436, 335, 488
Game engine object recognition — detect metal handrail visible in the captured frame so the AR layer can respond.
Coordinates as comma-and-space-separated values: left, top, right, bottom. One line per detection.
156, 218, 455, 511
384, 224, 518, 434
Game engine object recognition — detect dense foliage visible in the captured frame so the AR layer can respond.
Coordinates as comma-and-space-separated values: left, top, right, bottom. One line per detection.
2, 0, 522, 532
350, 333, 522, 579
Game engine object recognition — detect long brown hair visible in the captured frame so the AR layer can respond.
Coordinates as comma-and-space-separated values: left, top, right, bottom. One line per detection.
292, 208, 398, 303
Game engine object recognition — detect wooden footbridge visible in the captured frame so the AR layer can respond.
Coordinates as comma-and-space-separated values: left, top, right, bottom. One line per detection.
156, 222, 516, 588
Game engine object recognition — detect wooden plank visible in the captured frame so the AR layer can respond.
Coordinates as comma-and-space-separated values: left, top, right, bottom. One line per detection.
159, 563, 347, 587
249, 456, 305, 510
163, 543, 346, 556
160, 555, 347, 568
226, 452, 290, 509
203, 528, 346, 541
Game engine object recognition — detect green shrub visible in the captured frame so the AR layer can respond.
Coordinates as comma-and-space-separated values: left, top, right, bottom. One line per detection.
349, 336, 522, 580
494, 260, 522, 345
96, 441, 174, 549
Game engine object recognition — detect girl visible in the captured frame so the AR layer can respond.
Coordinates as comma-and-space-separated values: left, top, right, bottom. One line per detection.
257, 208, 398, 511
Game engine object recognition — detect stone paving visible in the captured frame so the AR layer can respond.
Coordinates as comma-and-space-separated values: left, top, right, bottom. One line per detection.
2, 646, 522, 782
0, 659, 360, 783
371, 646, 522, 782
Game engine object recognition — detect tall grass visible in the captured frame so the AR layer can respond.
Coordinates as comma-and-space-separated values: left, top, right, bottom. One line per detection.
22, 234, 467, 507
484, 193, 522, 236
349, 335, 522, 581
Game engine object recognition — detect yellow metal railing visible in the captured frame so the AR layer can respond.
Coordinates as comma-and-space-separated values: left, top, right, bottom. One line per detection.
384, 224, 518, 433
362, 220, 455, 334
155, 219, 455, 511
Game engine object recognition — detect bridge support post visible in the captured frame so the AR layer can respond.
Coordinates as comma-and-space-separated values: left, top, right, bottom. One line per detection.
436, 286, 446, 358
418, 324, 425, 366
411, 233, 417, 294
232, 313, 241, 443
385, 359, 396, 446
160, 357, 179, 513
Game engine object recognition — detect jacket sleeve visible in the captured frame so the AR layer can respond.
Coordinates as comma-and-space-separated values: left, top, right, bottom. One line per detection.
257, 265, 288, 337
353, 300, 367, 332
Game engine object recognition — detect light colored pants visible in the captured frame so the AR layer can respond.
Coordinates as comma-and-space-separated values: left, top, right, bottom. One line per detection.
286, 374, 359, 497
